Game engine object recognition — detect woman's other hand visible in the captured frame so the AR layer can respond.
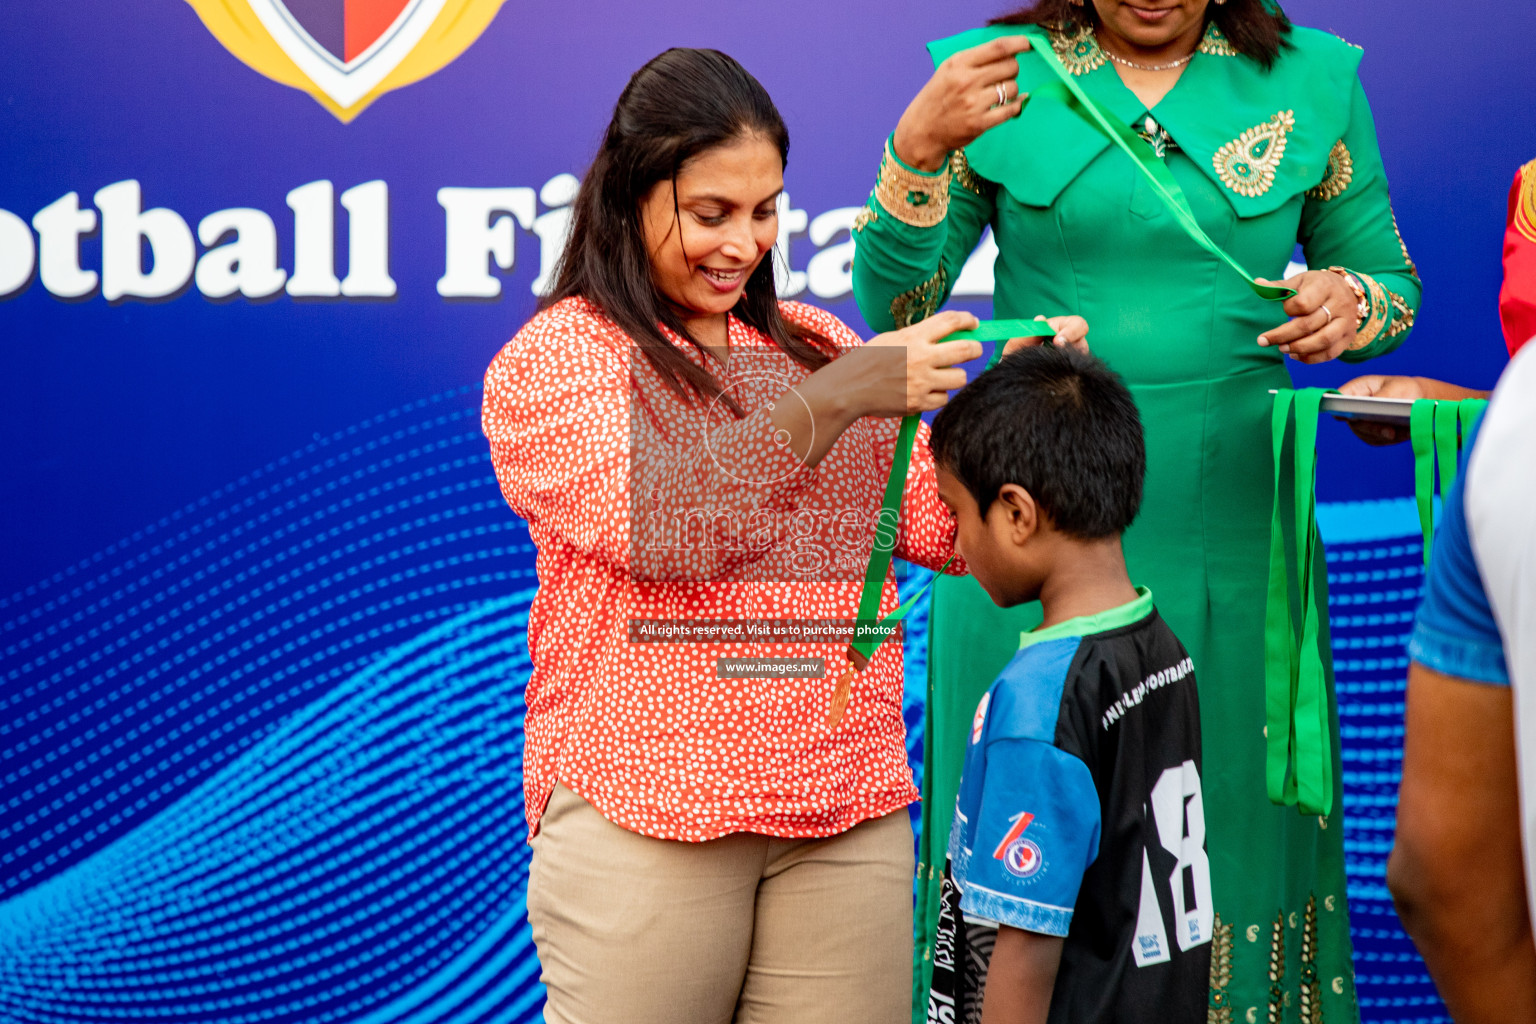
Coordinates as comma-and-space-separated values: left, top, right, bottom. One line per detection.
1002, 314, 1090, 358
892, 36, 1032, 172
1255, 270, 1359, 364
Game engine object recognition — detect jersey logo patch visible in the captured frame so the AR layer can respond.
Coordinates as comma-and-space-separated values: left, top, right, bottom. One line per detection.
1001, 837, 1043, 878
993, 811, 1042, 878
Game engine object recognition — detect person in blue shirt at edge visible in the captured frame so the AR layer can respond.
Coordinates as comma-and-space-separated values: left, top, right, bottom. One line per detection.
926, 343, 1210, 1024
1385, 344, 1536, 1023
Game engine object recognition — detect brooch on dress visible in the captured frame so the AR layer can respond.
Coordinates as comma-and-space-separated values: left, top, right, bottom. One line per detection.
1212, 110, 1296, 198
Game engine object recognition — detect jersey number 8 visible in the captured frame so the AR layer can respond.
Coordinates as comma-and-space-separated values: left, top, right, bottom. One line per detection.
1132, 760, 1214, 967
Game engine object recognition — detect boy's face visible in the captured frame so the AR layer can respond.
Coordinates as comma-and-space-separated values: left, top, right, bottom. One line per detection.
935, 464, 1042, 608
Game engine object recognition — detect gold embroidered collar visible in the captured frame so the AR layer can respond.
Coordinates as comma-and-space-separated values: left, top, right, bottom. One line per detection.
1051, 21, 1240, 77
925, 23, 1365, 217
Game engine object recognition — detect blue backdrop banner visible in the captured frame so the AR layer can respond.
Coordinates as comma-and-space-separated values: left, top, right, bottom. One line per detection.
2, 2, 1529, 1022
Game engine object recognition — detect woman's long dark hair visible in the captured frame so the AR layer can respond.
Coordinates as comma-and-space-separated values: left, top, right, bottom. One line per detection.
542, 48, 836, 413
992, 0, 1292, 69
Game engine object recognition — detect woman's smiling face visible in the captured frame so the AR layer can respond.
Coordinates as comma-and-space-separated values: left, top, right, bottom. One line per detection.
1091, 0, 1211, 52
639, 133, 783, 331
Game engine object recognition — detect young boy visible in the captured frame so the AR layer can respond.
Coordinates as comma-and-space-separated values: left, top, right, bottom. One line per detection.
925, 346, 1210, 1024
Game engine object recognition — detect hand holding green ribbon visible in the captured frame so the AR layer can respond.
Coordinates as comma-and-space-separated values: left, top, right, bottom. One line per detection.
828, 318, 1054, 728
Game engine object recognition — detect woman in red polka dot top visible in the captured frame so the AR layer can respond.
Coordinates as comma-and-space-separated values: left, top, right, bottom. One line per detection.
481, 47, 1085, 1024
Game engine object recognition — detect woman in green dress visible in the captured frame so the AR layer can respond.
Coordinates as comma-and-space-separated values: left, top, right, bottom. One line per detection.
851, 2, 1420, 1021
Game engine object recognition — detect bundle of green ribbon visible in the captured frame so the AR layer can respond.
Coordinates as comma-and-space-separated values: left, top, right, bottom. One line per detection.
1264, 389, 1332, 815
1410, 396, 1488, 566
1264, 390, 1488, 815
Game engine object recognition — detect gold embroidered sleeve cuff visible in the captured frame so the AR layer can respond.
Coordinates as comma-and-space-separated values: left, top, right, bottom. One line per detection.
874, 138, 951, 229
949, 149, 993, 198
1386, 288, 1417, 340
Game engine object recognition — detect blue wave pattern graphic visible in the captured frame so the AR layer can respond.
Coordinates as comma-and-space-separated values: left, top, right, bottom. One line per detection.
1, 387, 545, 1022
0, 386, 1440, 1023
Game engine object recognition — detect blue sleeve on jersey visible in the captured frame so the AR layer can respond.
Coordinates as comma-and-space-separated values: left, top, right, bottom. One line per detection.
955, 738, 1100, 937
1409, 421, 1510, 686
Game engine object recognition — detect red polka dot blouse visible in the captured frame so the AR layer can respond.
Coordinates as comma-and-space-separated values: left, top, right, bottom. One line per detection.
482, 296, 963, 841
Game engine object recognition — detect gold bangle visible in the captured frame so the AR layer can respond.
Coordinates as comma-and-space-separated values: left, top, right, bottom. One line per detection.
1347, 270, 1391, 350
1325, 266, 1369, 326
873, 138, 950, 229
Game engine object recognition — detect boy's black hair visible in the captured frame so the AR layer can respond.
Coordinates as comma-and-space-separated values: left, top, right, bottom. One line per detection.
929, 345, 1145, 539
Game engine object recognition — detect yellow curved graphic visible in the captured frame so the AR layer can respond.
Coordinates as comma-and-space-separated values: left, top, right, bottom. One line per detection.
184, 0, 507, 122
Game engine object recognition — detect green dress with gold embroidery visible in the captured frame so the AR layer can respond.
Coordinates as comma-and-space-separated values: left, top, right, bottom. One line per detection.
851, 22, 1420, 1024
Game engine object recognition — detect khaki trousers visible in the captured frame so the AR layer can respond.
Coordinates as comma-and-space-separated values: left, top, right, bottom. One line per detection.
527, 785, 914, 1024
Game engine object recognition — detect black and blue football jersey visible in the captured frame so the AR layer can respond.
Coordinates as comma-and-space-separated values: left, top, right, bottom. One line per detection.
927, 588, 1210, 1024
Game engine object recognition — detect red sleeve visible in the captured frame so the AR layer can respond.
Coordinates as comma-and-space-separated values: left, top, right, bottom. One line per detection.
896, 418, 966, 576
1500, 161, 1536, 356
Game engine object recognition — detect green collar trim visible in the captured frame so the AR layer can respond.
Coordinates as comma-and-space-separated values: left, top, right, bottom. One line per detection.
927, 24, 1362, 217
1019, 586, 1154, 650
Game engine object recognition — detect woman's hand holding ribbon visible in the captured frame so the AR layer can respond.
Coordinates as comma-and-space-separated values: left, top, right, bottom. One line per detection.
892, 35, 1032, 172
1254, 269, 1359, 364
848, 310, 985, 416
773, 311, 982, 469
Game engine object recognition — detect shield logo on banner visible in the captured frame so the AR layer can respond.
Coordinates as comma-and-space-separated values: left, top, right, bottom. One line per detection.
185, 0, 506, 121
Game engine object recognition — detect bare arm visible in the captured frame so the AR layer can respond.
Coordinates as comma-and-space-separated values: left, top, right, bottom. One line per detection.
980, 926, 1063, 1024
770, 310, 982, 468
1339, 374, 1490, 402
1335, 375, 1492, 446
1388, 662, 1536, 1022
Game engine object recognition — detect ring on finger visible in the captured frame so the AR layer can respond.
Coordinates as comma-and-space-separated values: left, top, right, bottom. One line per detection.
1320, 304, 1334, 325
995, 82, 1008, 107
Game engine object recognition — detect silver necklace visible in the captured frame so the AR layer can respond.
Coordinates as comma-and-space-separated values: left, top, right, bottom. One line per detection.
1100, 45, 1196, 72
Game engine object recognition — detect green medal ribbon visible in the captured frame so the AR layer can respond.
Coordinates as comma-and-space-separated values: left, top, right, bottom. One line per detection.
1408, 397, 1488, 566
1268, 392, 1490, 812
1018, 26, 1295, 302
1264, 389, 1331, 815
1409, 399, 1437, 566
846, 319, 1053, 667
